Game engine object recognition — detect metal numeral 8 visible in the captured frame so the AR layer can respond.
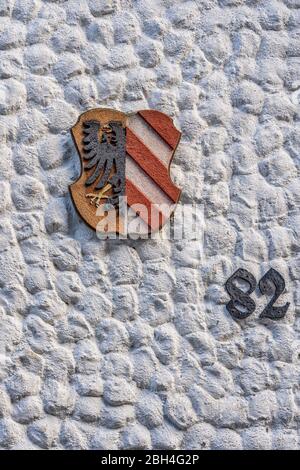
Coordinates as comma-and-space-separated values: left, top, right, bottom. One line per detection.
225, 268, 256, 320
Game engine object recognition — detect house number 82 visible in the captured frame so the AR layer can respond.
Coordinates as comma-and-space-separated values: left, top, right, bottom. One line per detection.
225, 268, 290, 320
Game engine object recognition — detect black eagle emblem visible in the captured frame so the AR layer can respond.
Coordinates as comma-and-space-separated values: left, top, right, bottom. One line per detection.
82, 120, 126, 207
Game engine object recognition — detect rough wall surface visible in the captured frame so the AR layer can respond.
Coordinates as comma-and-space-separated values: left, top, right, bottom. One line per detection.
0, 0, 300, 450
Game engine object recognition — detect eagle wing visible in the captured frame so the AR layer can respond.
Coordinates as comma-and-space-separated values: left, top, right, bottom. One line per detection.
82, 120, 109, 187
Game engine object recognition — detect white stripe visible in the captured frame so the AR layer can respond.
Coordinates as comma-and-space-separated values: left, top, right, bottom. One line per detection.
126, 154, 173, 218
127, 113, 172, 167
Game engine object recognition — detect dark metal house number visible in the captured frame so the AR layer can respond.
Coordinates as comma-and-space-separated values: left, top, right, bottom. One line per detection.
225, 268, 290, 320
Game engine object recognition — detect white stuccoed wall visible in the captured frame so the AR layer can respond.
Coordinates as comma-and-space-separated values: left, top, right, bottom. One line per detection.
0, 0, 300, 450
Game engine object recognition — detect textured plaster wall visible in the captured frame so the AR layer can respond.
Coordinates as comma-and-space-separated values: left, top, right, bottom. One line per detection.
0, 0, 300, 450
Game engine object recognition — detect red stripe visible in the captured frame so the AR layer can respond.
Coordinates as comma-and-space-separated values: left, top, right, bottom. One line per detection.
126, 179, 165, 231
138, 110, 181, 149
126, 128, 180, 203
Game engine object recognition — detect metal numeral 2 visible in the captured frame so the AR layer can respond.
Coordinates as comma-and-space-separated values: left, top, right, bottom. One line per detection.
225, 268, 290, 320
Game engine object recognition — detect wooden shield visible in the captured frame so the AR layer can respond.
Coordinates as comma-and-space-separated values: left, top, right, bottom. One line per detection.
70, 108, 181, 236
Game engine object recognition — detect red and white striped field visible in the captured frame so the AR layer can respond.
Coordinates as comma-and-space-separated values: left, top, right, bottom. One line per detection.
125, 110, 181, 233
